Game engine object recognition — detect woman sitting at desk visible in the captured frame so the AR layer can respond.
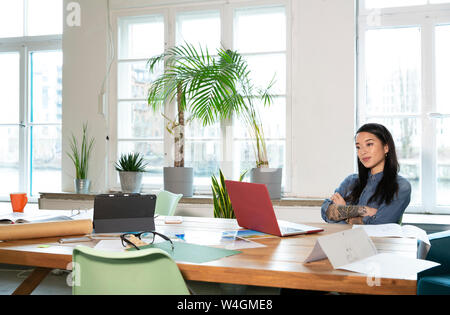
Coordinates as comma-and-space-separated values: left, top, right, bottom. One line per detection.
321, 123, 411, 225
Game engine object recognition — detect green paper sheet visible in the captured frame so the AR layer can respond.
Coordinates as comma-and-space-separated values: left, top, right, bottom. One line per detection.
128, 241, 241, 264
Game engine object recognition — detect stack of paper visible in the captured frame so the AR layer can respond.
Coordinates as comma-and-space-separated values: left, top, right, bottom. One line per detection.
304, 228, 439, 280
352, 223, 429, 244
352, 223, 431, 259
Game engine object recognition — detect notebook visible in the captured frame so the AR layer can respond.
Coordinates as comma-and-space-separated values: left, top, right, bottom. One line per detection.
225, 180, 324, 237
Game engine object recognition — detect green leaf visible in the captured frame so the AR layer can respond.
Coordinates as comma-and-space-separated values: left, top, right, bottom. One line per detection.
67, 123, 95, 179
115, 152, 148, 172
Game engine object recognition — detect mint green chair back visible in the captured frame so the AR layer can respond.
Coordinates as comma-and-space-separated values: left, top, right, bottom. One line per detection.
72, 246, 190, 295
155, 190, 183, 216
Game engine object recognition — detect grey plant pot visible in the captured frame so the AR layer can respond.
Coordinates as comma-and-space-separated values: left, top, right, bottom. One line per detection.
74, 179, 90, 194
250, 167, 282, 200
163, 167, 193, 197
119, 171, 143, 193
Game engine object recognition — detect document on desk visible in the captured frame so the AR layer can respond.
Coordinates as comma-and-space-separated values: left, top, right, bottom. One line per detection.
352, 223, 431, 259
352, 223, 430, 245
304, 228, 440, 279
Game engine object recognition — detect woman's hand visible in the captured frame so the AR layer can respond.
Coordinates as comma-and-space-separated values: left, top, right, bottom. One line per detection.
330, 192, 346, 206
361, 206, 378, 217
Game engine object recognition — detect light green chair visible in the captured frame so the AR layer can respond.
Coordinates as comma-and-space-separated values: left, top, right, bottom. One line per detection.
155, 190, 183, 216
72, 246, 190, 295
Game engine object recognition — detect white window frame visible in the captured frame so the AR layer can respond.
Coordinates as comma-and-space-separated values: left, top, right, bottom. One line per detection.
0, 36, 62, 202
357, 1, 450, 214
109, 0, 292, 195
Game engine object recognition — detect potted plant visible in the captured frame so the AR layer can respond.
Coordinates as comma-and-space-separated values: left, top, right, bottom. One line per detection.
147, 43, 251, 197
211, 169, 247, 219
67, 123, 95, 194
115, 152, 148, 193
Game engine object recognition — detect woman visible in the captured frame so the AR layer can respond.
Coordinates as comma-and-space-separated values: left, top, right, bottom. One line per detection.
321, 123, 411, 225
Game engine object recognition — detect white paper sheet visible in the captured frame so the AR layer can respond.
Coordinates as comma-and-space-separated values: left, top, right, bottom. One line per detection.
304, 228, 377, 268
352, 223, 430, 245
340, 253, 440, 280
304, 228, 440, 278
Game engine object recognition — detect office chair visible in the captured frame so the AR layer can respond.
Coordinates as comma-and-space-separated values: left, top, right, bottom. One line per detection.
417, 230, 450, 295
72, 246, 190, 295
155, 190, 183, 216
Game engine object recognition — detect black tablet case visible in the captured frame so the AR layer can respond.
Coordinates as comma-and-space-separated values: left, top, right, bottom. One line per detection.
93, 193, 156, 233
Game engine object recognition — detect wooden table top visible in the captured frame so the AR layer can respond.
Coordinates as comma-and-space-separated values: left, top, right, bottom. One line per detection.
0, 216, 418, 295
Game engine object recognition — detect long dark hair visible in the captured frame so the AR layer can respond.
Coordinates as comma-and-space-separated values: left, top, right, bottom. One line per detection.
346, 123, 400, 205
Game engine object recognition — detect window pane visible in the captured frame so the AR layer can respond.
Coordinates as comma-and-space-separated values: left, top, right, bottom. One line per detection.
185, 140, 221, 187
0, 53, 20, 123
118, 102, 164, 139
118, 61, 162, 99
184, 111, 221, 187
365, 0, 426, 9
30, 125, 61, 196
234, 97, 286, 139
185, 116, 221, 139
233, 140, 254, 176
176, 10, 222, 186
30, 51, 62, 123
234, 6, 286, 53
232, 139, 285, 180
436, 118, 450, 205
435, 24, 450, 113
245, 53, 286, 95
0, 126, 20, 194
364, 27, 421, 115
27, 0, 62, 36
0, 0, 23, 38
232, 138, 285, 179
118, 141, 164, 186
176, 10, 221, 51
118, 15, 165, 60
364, 117, 422, 205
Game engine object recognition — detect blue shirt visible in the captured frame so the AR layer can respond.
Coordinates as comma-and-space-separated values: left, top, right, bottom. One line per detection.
321, 172, 411, 225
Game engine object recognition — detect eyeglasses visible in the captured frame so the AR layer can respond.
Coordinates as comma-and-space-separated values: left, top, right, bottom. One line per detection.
120, 231, 174, 251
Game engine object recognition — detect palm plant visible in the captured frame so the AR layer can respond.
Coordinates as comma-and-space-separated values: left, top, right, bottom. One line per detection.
238, 76, 275, 168
147, 43, 252, 167
67, 123, 95, 179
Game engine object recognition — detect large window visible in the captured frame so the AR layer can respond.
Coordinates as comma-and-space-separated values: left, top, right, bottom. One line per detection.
0, 0, 62, 199
113, 1, 288, 193
232, 6, 286, 181
358, 0, 450, 213
117, 15, 165, 187
176, 10, 222, 187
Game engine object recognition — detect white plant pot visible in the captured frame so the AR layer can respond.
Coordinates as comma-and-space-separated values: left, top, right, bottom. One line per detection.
119, 171, 143, 193
250, 167, 282, 199
163, 167, 194, 197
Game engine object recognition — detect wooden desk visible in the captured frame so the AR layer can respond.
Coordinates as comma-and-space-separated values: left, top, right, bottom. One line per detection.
0, 217, 417, 295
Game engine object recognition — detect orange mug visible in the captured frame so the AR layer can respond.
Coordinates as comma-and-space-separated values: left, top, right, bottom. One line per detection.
10, 193, 28, 213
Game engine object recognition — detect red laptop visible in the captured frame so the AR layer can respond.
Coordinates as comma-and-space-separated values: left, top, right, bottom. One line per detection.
225, 180, 324, 237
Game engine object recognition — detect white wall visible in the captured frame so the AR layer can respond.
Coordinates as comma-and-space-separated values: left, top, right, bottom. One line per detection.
290, 0, 356, 197
61, 0, 356, 198
62, 0, 109, 193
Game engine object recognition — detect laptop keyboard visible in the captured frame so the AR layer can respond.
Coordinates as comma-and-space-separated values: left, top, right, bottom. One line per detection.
280, 226, 304, 234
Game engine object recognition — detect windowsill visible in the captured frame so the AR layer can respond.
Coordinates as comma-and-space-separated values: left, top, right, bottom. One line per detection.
37, 191, 324, 207
36, 192, 450, 227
